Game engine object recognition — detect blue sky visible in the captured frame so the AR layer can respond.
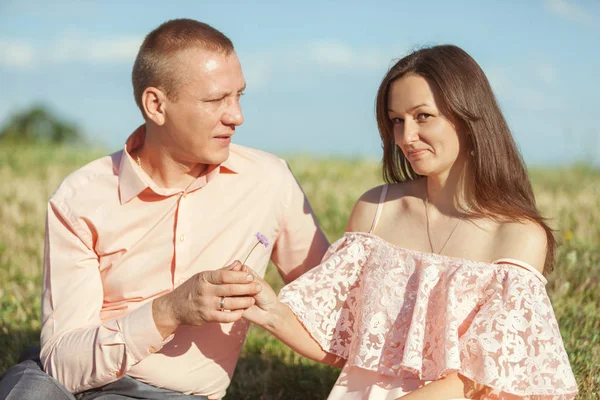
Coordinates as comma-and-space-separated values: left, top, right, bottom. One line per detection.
1, 0, 599, 165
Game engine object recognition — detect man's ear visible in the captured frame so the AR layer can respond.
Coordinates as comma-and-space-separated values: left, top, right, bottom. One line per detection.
142, 87, 167, 126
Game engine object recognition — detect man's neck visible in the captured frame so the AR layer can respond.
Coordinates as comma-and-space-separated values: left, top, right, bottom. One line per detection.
136, 134, 208, 190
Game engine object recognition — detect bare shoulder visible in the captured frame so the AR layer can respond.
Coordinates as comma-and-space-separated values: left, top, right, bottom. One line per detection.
346, 185, 387, 233
346, 179, 423, 233
494, 220, 549, 273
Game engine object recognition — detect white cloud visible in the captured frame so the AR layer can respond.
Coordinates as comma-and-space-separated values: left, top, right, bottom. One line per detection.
305, 40, 392, 71
49, 34, 142, 63
517, 88, 562, 111
0, 35, 392, 91
0, 34, 142, 70
546, 0, 598, 26
237, 41, 394, 89
484, 64, 562, 111
485, 66, 510, 95
237, 54, 272, 90
0, 39, 35, 68
538, 64, 557, 85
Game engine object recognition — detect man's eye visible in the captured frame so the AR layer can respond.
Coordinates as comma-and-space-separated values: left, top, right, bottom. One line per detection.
207, 96, 225, 103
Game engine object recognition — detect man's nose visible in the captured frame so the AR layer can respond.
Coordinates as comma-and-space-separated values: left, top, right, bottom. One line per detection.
222, 98, 244, 127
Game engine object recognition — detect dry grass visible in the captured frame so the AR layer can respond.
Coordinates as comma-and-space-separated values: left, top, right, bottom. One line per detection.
1, 145, 598, 398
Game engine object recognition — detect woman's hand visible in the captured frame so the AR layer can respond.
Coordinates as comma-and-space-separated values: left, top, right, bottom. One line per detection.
227, 262, 281, 328
231, 262, 345, 367
240, 267, 281, 328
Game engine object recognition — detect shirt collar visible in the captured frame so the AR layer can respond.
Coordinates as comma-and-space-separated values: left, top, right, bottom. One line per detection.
118, 125, 240, 204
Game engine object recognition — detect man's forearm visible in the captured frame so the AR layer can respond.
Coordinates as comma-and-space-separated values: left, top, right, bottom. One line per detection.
152, 293, 179, 339
41, 302, 168, 394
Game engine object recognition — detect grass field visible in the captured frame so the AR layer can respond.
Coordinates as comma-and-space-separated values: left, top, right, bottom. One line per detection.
0, 144, 598, 399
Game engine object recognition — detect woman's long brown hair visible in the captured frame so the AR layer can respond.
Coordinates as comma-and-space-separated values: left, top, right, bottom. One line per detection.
375, 45, 556, 274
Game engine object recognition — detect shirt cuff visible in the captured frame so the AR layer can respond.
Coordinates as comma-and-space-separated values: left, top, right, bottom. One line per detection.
119, 301, 174, 362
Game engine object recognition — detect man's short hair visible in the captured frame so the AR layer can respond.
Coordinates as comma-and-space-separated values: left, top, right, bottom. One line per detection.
132, 18, 235, 117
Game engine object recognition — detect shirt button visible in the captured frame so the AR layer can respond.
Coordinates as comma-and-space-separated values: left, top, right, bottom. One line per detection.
113, 370, 120, 376
177, 277, 186, 285
149, 346, 156, 354
180, 234, 186, 242
182, 193, 187, 199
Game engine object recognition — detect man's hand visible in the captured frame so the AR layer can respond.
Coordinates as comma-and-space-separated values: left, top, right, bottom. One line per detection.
152, 261, 262, 338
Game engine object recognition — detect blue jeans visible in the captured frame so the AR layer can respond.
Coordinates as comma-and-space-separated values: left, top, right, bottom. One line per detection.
0, 355, 208, 400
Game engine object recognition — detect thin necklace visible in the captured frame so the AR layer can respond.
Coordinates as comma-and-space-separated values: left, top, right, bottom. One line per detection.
424, 196, 472, 255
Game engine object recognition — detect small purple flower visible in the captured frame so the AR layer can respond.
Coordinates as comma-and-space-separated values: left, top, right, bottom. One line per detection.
242, 232, 270, 266
254, 232, 269, 248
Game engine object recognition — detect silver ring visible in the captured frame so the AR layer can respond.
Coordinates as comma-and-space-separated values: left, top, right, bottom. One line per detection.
219, 296, 225, 311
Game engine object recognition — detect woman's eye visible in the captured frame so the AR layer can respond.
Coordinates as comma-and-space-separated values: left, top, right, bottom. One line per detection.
416, 113, 431, 122
390, 117, 404, 124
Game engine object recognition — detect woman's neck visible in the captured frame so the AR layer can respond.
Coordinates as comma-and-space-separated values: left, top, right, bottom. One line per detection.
425, 160, 472, 215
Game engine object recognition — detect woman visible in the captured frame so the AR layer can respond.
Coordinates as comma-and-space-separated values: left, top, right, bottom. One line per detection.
242, 45, 578, 399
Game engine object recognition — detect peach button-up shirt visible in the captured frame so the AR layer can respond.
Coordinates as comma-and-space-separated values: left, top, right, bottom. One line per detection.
40, 126, 330, 399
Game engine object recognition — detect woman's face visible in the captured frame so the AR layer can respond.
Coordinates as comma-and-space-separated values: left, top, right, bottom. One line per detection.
387, 74, 468, 178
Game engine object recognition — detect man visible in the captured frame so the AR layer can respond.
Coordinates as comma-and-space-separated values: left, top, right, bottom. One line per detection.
0, 19, 329, 399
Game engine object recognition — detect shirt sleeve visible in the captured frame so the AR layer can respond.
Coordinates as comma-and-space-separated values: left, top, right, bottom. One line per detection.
270, 160, 330, 283
40, 199, 172, 394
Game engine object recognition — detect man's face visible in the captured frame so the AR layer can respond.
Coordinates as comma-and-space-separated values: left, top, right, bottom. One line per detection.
160, 48, 245, 166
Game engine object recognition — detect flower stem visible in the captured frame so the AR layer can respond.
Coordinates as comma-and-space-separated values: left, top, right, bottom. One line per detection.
242, 241, 260, 266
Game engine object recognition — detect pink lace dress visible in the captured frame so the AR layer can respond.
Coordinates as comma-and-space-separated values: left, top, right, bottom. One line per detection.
279, 186, 578, 399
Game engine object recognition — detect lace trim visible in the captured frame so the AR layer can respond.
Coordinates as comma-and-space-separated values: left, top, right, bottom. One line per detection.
279, 232, 577, 398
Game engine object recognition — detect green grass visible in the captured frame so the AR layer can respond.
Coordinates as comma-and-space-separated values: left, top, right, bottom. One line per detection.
1, 144, 598, 398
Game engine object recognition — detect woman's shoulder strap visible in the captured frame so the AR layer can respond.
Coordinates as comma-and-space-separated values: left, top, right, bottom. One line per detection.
369, 184, 389, 234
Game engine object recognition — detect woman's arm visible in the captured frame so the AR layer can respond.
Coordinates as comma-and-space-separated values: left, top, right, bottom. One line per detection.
242, 272, 345, 367
241, 185, 386, 368
397, 373, 486, 400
